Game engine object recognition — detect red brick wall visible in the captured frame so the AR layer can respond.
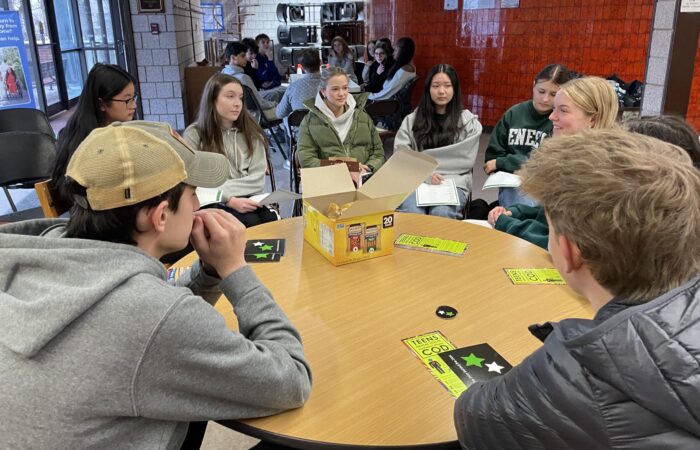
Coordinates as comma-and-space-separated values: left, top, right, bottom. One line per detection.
686, 35, 700, 131
369, 0, 654, 126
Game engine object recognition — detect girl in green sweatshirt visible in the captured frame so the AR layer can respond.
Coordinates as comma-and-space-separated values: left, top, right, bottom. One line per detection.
484, 64, 572, 207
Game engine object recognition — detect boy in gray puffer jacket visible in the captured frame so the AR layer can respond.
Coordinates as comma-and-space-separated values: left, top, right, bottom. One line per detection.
455, 130, 700, 449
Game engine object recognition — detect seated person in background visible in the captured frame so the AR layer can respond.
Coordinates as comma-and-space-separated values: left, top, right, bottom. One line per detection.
50, 63, 137, 208
624, 115, 700, 169
455, 129, 700, 449
0, 121, 311, 448
488, 76, 619, 249
222, 41, 277, 121
327, 36, 358, 84
297, 67, 385, 172
360, 39, 376, 83
241, 37, 262, 89
396, 64, 482, 220
276, 48, 323, 119
363, 41, 395, 94
484, 64, 572, 207
185, 74, 277, 228
255, 33, 282, 90
251, 34, 285, 103
368, 37, 416, 101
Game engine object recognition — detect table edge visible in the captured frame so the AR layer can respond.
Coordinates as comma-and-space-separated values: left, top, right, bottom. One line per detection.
218, 420, 461, 450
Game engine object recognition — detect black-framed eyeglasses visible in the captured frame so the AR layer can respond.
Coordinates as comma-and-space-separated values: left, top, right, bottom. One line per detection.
109, 94, 139, 106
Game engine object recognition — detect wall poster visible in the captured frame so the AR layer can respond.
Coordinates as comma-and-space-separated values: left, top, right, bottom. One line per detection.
0, 11, 36, 110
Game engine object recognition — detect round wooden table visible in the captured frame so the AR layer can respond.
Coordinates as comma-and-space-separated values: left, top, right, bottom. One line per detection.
174, 213, 593, 449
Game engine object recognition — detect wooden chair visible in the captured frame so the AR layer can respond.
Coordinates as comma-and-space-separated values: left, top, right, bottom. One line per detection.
34, 180, 66, 218
183, 66, 222, 124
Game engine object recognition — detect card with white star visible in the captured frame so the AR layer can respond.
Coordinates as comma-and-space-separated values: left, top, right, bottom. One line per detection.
437, 343, 513, 388
244, 239, 286, 256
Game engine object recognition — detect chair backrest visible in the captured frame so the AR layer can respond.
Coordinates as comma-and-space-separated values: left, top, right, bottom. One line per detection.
0, 131, 56, 188
365, 99, 399, 120
34, 179, 65, 218
354, 61, 365, 85
0, 108, 54, 137
265, 146, 276, 192
286, 108, 309, 128
242, 85, 262, 122
285, 109, 310, 196
392, 76, 419, 126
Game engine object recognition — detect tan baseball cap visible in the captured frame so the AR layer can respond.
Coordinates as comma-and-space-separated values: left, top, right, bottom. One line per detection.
66, 121, 229, 211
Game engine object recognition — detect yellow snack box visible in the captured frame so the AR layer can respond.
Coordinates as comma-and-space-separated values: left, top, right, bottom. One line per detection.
300, 149, 438, 265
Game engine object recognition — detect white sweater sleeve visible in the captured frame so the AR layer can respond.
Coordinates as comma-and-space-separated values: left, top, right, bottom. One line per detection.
368, 68, 415, 101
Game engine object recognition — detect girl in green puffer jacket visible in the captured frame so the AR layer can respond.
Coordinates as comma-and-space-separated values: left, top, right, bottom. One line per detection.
297, 67, 385, 173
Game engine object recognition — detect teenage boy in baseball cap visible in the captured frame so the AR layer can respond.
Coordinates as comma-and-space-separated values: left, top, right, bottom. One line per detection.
0, 121, 311, 448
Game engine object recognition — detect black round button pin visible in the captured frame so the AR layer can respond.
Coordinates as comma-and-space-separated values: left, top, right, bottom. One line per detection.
436, 305, 458, 319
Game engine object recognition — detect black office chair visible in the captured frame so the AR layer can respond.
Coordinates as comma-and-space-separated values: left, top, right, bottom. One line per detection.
265, 145, 276, 193
354, 61, 365, 86
285, 109, 310, 192
365, 100, 399, 160
390, 76, 420, 131
0, 131, 57, 212
285, 108, 310, 217
365, 99, 399, 123
242, 85, 288, 161
0, 108, 54, 137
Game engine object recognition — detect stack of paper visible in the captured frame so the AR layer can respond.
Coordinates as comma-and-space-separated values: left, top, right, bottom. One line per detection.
196, 187, 223, 206
482, 172, 521, 190
415, 179, 460, 206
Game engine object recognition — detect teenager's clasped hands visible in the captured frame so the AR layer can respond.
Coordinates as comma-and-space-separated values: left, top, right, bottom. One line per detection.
190, 209, 247, 279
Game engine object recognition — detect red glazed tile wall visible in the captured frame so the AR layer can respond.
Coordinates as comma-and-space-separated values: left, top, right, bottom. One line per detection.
369, 0, 654, 127
686, 35, 700, 131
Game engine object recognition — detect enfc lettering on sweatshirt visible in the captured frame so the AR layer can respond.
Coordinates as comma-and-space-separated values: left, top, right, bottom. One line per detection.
507, 129, 548, 148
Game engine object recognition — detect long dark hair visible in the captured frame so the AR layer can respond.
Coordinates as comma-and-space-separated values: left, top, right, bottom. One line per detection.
50, 63, 136, 202
193, 73, 267, 158
387, 37, 415, 80
412, 64, 464, 150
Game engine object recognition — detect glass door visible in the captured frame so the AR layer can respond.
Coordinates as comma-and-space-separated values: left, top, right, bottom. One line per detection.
1, 0, 133, 116
76, 0, 121, 69
32, 0, 129, 115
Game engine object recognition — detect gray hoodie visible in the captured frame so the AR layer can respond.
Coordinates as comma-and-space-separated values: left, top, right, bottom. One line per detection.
0, 219, 311, 449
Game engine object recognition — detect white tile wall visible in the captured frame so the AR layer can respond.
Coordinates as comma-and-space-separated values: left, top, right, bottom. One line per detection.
641, 0, 678, 116
130, 0, 205, 130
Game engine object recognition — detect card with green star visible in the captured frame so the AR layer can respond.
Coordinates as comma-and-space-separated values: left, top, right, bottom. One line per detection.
437, 343, 513, 389
245, 239, 286, 256
244, 252, 282, 263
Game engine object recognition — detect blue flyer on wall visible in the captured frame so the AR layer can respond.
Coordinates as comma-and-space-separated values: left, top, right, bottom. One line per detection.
0, 11, 36, 110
